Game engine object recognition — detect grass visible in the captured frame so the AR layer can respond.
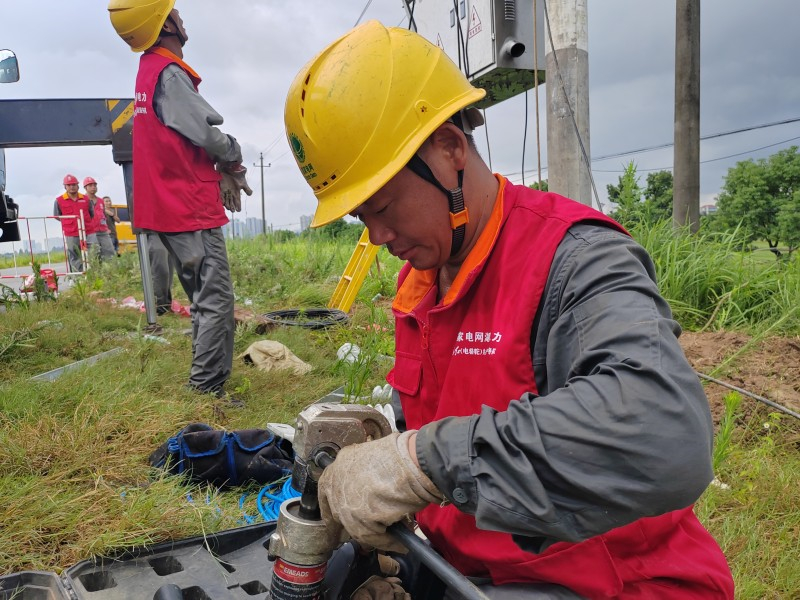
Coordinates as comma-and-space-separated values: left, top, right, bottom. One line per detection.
631, 220, 800, 335
1, 227, 799, 598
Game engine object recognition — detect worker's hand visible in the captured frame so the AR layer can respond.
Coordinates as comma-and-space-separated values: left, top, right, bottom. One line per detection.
79, 240, 87, 251
220, 172, 242, 212
218, 165, 253, 212
318, 431, 443, 553
351, 576, 411, 600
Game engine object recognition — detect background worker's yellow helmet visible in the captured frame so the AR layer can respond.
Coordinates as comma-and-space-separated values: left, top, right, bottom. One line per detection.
284, 20, 486, 228
108, 0, 176, 52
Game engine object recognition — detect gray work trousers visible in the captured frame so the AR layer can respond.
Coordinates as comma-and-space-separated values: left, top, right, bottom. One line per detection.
147, 233, 176, 314
65, 236, 83, 273
156, 228, 234, 393
65, 234, 95, 273
96, 231, 116, 261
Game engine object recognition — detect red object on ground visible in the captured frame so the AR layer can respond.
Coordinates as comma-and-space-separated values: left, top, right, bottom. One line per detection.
20, 269, 59, 293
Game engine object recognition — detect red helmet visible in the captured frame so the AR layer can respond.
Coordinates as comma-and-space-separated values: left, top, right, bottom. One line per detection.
63, 174, 79, 185
83, 176, 97, 186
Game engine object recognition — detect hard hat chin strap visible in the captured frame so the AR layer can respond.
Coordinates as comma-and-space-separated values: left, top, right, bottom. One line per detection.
406, 154, 469, 257
163, 15, 186, 46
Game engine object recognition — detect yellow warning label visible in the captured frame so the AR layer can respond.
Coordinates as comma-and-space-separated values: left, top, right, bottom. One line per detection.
107, 99, 134, 133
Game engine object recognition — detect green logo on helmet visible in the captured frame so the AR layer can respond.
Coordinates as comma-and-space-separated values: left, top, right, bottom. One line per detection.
290, 133, 306, 164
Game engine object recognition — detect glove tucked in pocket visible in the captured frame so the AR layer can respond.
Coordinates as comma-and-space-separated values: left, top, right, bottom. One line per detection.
149, 423, 294, 488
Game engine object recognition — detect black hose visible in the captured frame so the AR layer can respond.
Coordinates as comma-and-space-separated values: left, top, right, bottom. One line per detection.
388, 523, 490, 600
697, 371, 800, 420
262, 308, 349, 330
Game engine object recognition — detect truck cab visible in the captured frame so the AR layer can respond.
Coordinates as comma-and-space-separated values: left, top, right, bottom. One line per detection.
112, 203, 137, 251
0, 49, 20, 243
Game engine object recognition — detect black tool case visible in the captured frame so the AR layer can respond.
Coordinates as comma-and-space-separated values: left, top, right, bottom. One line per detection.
0, 522, 403, 600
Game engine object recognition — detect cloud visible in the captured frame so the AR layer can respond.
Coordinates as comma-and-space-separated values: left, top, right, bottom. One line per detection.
2, 0, 799, 245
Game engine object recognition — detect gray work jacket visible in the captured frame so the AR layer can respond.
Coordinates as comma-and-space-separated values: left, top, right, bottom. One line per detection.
411, 223, 714, 554
154, 64, 242, 165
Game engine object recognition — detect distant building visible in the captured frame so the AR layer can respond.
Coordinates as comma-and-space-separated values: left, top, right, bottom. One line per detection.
300, 214, 313, 232
44, 237, 64, 251
700, 204, 718, 216
246, 217, 264, 237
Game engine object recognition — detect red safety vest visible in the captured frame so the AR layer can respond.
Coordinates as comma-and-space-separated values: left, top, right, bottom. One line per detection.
55, 193, 91, 238
388, 177, 734, 598
89, 196, 109, 233
132, 47, 225, 232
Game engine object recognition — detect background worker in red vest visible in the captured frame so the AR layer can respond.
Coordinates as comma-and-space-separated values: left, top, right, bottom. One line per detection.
53, 173, 94, 273
102, 196, 121, 255
285, 22, 735, 599
108, 0, 251, 404
83, 177, 116, 261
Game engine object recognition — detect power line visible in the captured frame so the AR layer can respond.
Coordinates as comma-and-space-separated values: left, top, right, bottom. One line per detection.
592, 134, 800, 173
593, 116, 800, 162
503, 119, 800, 180
354, 0, 374, 26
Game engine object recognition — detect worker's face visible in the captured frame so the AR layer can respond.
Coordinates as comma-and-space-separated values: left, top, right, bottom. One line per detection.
64, 183, 79, 196
84, 183, 97, 195
351, 156, 454, 272
166, 9, 188, 45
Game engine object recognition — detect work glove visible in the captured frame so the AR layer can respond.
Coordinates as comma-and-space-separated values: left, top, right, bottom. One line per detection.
318, 430, 444, 553
219, 165, 253, 212
351, 576, 411, 600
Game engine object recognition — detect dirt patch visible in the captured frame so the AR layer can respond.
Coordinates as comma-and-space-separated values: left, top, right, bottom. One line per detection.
680, 331, 800, 425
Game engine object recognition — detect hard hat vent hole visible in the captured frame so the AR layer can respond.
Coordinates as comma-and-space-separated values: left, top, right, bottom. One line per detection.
301, 90, 306, 101
305, 74, 311, 85
301, 108, 305, 117
314, 173, 338, 191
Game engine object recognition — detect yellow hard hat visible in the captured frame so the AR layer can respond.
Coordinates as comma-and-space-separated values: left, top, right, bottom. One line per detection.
284, 20, 486, 228
108, 0, 176, 52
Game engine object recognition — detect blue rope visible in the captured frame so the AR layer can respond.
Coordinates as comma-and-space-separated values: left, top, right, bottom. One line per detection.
238, 477, 300, 524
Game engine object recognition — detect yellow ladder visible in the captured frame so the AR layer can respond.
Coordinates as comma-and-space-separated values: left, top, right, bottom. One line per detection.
328, 228, 380, 313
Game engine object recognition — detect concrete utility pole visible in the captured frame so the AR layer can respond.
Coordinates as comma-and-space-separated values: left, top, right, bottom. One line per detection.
673, 0, 701, 232
254, 153, 271, 236
545, 0, 591, 206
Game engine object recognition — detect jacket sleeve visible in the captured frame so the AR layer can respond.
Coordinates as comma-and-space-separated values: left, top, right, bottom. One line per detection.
53, 200, 61, 217
153, 64, 242, 164
415, 224, 714, 553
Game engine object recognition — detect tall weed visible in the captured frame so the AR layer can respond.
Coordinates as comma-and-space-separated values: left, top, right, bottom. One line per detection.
630, 220, 800, 333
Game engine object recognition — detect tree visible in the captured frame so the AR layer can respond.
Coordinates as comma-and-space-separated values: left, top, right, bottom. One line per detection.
776, 190, 800, 256
643, 170, 673, 223
607, 161, 644, 226
303, 218, 364, 243
716, 146, 800, 257
528, 180, 549, 191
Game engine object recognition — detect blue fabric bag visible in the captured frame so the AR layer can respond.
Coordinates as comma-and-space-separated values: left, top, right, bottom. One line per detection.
149, 423, 293, 488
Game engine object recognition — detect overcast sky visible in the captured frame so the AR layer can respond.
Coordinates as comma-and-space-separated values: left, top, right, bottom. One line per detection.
2, 0, 799, 244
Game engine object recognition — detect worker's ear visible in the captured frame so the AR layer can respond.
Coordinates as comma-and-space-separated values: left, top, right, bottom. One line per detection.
426, 122, 469, 171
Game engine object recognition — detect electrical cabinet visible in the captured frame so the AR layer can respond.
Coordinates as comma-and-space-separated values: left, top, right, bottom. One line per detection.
405, 0, 546, 107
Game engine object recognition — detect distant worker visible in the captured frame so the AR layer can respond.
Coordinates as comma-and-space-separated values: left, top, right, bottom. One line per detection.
83, 177, 116, 261
108, 0, 252, 403
285, 22, 734, 598
103, 196, 121, 254
53, 174, 94, 273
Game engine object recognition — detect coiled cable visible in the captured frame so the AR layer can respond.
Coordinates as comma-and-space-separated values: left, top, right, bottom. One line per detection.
262, 308, 349, 330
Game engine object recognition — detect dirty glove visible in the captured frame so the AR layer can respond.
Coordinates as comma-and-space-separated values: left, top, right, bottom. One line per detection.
351, 576, 411, 600
219, 166, 253, 212
318, 430, 444, 553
